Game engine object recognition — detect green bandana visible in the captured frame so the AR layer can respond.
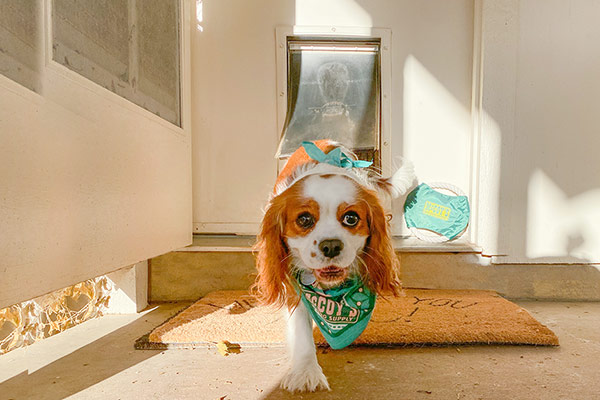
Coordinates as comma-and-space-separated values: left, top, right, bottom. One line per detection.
404, 183, 470, 240
296, 272, 376, 350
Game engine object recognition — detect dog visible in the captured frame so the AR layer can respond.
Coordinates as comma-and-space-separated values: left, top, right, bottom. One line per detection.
253, 140, 415, 392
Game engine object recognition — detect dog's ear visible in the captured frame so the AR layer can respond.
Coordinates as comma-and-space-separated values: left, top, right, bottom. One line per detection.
374, 159, 416, 199
252, 196, 295, 308
362, 193, 402, 296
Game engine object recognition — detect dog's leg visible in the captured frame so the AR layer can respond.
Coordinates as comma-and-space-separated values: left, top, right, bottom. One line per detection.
280, 301, 330, 392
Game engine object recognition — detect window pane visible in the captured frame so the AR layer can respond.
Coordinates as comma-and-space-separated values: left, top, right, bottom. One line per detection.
278, 40, 380, 158
52, 0, 181, 126
0, 0, 41, 92
137, 1, 180, 120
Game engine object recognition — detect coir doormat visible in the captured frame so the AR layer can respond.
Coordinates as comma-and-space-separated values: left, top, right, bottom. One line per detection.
136, 289, 558, 350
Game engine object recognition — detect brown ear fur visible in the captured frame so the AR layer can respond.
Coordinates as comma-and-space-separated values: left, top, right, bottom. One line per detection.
251, 195, 297, 308
362, 191, 402, 296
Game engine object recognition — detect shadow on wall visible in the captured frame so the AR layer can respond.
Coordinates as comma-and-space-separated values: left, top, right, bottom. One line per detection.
296, 0, 600, 264
489, 0, 600, 264
355, 0, 600, 264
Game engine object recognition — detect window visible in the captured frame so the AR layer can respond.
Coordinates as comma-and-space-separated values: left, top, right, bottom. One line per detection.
52, 0, 181, 126
0, 0, 41, 93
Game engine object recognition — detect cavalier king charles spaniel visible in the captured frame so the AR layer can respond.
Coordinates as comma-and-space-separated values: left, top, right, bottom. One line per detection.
253, 140, 415, 392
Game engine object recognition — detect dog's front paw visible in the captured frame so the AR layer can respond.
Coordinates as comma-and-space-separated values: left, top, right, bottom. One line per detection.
280, 362, 330, 393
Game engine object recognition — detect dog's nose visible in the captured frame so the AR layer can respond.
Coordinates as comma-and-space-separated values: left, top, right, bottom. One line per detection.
319, 239, 344, 258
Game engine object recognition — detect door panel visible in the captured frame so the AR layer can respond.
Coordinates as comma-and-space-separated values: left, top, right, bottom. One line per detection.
0, 0, 192, 309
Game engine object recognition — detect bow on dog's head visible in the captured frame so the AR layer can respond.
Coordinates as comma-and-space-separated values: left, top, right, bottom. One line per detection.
253, 140, 415, 308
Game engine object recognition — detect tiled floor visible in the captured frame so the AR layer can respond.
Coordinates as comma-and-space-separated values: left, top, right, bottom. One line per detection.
0, 301, 598, 400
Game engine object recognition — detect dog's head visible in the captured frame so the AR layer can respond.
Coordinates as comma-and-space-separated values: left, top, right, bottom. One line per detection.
253, 140, 414, 308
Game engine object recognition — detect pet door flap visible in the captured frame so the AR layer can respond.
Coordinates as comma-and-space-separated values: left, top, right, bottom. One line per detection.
276, 39, 381, 163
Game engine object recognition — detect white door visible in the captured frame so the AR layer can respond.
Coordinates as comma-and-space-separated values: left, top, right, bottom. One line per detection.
190, 2, 474, 237
0, 0, 193, 309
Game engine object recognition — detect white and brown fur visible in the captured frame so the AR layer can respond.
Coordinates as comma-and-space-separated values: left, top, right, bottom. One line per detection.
253, 140, 415, 392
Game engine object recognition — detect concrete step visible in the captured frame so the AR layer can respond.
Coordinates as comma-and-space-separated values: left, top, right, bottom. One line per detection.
149, 235, 600, 302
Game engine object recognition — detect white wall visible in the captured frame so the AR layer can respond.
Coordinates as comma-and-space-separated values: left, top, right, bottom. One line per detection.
192, 0, 474, 234
477, 0, 600, 263
193, 0, 600, 264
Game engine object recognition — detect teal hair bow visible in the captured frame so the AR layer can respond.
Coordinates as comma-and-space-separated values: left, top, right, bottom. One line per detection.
301, 141, 373, 169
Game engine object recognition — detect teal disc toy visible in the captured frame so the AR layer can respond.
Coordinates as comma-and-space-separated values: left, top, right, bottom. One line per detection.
404, 182, 470, 242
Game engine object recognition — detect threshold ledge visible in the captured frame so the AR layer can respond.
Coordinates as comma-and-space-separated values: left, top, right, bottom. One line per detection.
175, 235, 482, 254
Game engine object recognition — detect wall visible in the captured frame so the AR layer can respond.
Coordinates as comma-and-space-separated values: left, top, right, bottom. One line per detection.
477, 0, 600, 263
192, 0, 475, 234
192, 0, 600, 264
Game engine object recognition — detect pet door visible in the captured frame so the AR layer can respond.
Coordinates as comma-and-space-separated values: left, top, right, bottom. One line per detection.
276, 38, 381, 169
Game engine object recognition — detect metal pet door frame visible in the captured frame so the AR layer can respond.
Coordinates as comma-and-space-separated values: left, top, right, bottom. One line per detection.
275, 26, 392, 177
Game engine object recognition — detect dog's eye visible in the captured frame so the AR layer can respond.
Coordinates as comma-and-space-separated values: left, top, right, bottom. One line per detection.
342, 211, 359, 227
296, 213, 315, 229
